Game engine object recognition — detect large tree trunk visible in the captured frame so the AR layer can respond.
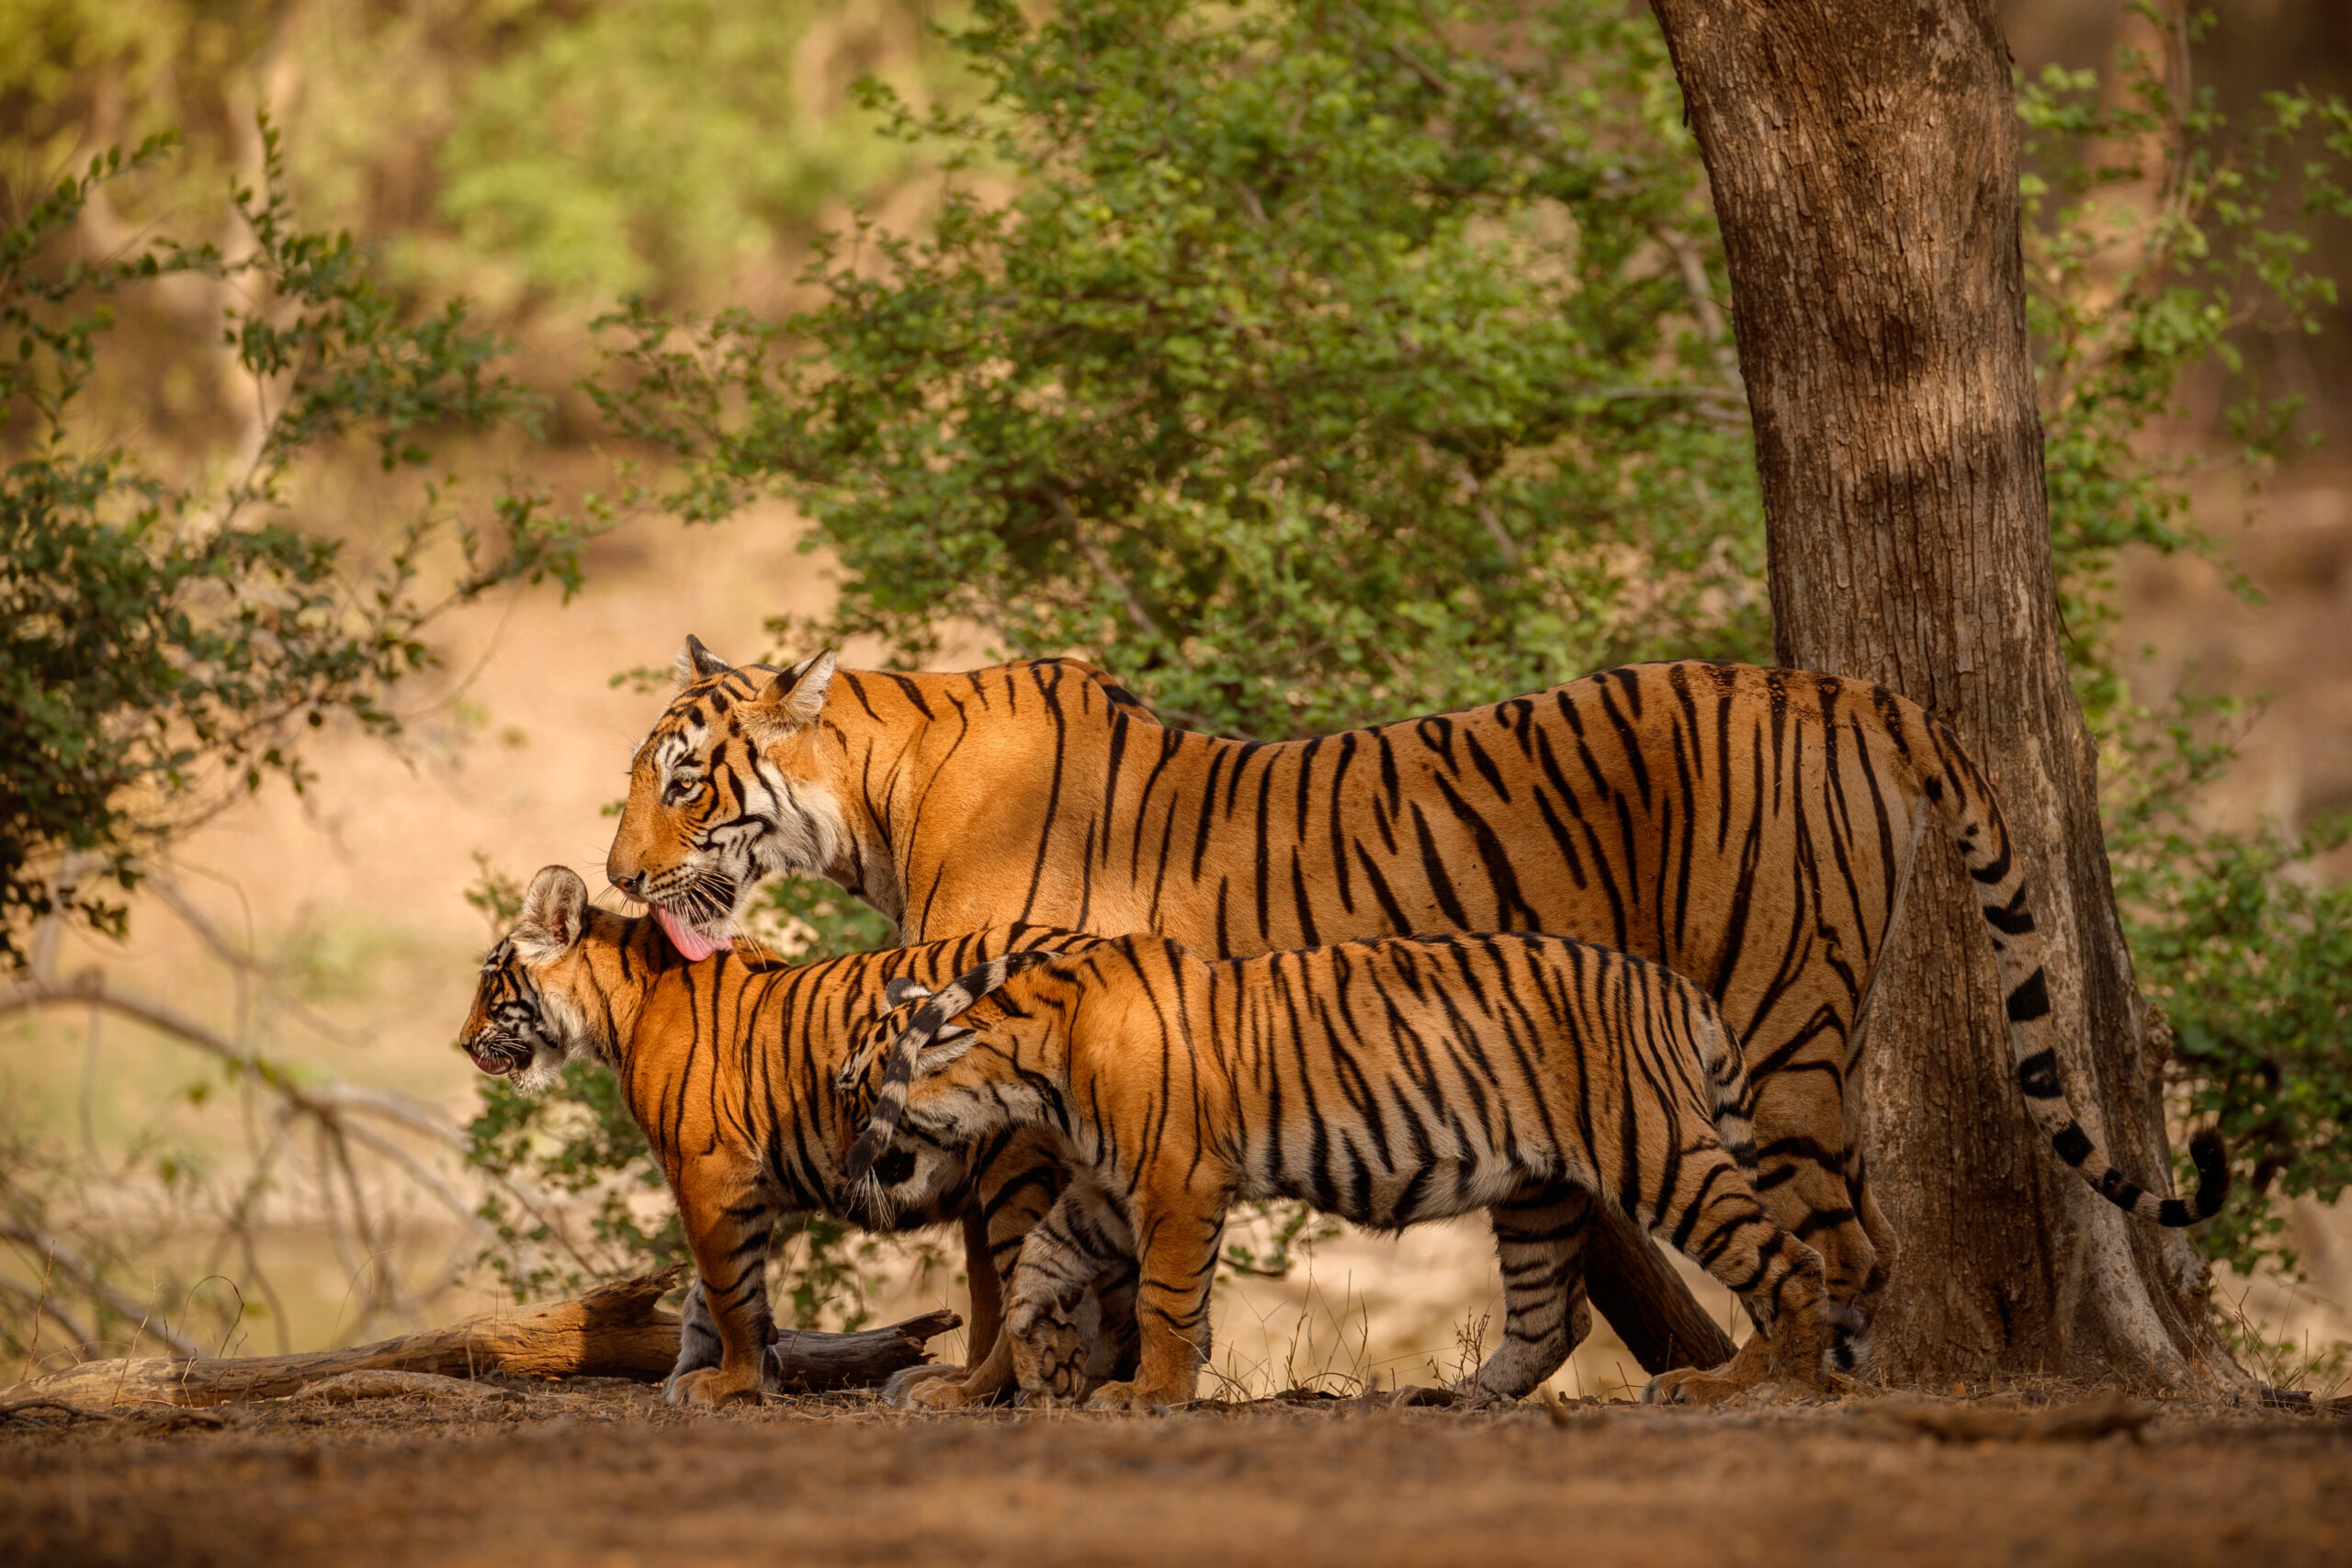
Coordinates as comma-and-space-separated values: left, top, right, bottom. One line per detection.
1645, 0, 2239, 1390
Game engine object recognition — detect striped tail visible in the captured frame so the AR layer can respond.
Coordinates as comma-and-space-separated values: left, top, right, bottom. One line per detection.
1921, 719, 2229, 1228
842, 951, 1054, 1190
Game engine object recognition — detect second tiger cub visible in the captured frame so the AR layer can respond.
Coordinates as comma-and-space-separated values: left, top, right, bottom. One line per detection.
843, 931, 1850, 1408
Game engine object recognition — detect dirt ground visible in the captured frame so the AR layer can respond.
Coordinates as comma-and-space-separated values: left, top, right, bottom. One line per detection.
2, 1382, 2346, 1568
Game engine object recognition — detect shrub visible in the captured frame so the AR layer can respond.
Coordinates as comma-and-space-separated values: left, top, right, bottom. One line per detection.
1, 127, 580, 965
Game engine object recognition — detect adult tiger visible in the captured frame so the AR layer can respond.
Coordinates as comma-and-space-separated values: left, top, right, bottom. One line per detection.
454, 864, 1124, 1406
839, 931, 1848, 1410
606, 642, 2222, 1399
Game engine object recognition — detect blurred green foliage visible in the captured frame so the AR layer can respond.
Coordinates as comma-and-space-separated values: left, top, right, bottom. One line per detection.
0, 127, 576, 965
2021, 3, 2352, 728
2108, 701, 2351, 1273
594, 0, 1766, 739
437, 0, 936, 305
2014, 6, 2352, 1275
0, 0, 950, 326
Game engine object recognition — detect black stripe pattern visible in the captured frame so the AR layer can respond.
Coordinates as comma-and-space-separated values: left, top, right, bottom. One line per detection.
848, 930, 1836, 1409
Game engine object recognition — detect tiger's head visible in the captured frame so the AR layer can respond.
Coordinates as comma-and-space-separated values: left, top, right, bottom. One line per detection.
605, 637, 854, 958
459, 865, 639, 1093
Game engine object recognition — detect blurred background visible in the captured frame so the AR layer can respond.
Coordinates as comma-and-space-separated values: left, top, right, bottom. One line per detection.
1, 0, 2345, 1399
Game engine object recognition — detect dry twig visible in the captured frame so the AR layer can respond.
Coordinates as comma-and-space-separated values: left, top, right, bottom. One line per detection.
0, 1215, 205, 1358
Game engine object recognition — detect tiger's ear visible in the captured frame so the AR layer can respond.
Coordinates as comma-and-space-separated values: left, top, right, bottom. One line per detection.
675, 635, 734, 686
515, 866, 591, 963
909, 949, 1053, 1064
745, 649, 838, 735
910, 1032, 977, 1077
888, 977, 976, 1053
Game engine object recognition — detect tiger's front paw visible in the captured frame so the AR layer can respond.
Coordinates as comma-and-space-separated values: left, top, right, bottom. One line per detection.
1083, 1378, 1188, 1414
1012, 1316, 1091, 1405
1641, 1321, 1795, 1407
666, 1364, 763, 1408
1639, 1366, 1746, 1407
1453, 1382, 1519, 1412
890, 1354, 1018, 1410
880, 1361, 967, 1408
901, 1371, 992, 1411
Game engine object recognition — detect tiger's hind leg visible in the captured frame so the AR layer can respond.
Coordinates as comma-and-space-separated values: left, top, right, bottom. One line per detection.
1746, 1040, 1881, 1333
1836, 1153, 1896, 1373
885, 1137, 1069, 1409
662, 1280, 723, 1402
1005, 1184, 1137, 1406
1639, 1146, 1833, 1408
1470, 1179, 1593, 1404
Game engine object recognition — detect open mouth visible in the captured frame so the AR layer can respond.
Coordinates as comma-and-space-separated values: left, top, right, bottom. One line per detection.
654, 905, 734, 963
463, 1037, 530, 1076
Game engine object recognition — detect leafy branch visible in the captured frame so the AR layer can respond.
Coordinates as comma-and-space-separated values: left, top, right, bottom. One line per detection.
1, 123, 594, 965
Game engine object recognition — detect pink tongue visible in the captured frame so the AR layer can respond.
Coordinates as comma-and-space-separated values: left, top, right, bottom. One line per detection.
656, 906, 732, 963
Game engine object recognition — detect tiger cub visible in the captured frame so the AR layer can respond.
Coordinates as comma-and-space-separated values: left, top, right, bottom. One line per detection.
456, 865, 1113, 1407
842, 931, 1853, 1410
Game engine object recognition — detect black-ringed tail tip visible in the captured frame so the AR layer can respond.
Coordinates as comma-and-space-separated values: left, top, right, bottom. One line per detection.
845, 1127, 888, 1188
2056, 1122, 2229, 1227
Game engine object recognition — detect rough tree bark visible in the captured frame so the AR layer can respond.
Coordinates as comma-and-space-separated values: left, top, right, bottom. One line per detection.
1645, 0, 2241, 1389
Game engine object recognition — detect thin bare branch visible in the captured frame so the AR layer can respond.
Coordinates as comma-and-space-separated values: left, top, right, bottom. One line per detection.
0, 1277, 96, 1359
0, 1216, 206, 1358
306, 1085, 471, 1150
333, 1120, 480, 1233
0, 970, 458, 1150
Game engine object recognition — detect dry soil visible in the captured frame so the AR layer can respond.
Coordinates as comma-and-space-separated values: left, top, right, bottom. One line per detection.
3, 1382, 2347, 1568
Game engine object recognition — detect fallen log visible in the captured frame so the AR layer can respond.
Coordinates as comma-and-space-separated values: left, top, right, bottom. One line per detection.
764, 1314, 961, 1394
0, 1266, 961, 1408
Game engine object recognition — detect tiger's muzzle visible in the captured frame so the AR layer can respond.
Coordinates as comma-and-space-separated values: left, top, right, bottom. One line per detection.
461, 1031, 532, 1077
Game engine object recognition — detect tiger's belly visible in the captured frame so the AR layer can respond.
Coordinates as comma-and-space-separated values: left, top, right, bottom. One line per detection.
1250, 1134, 1531, 1231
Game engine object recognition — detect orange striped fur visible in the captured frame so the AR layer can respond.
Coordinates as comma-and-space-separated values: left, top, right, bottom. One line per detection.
457, 866, 1112, 1407
842, 931, 1841, 1409
608, 649, 2222, 1392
